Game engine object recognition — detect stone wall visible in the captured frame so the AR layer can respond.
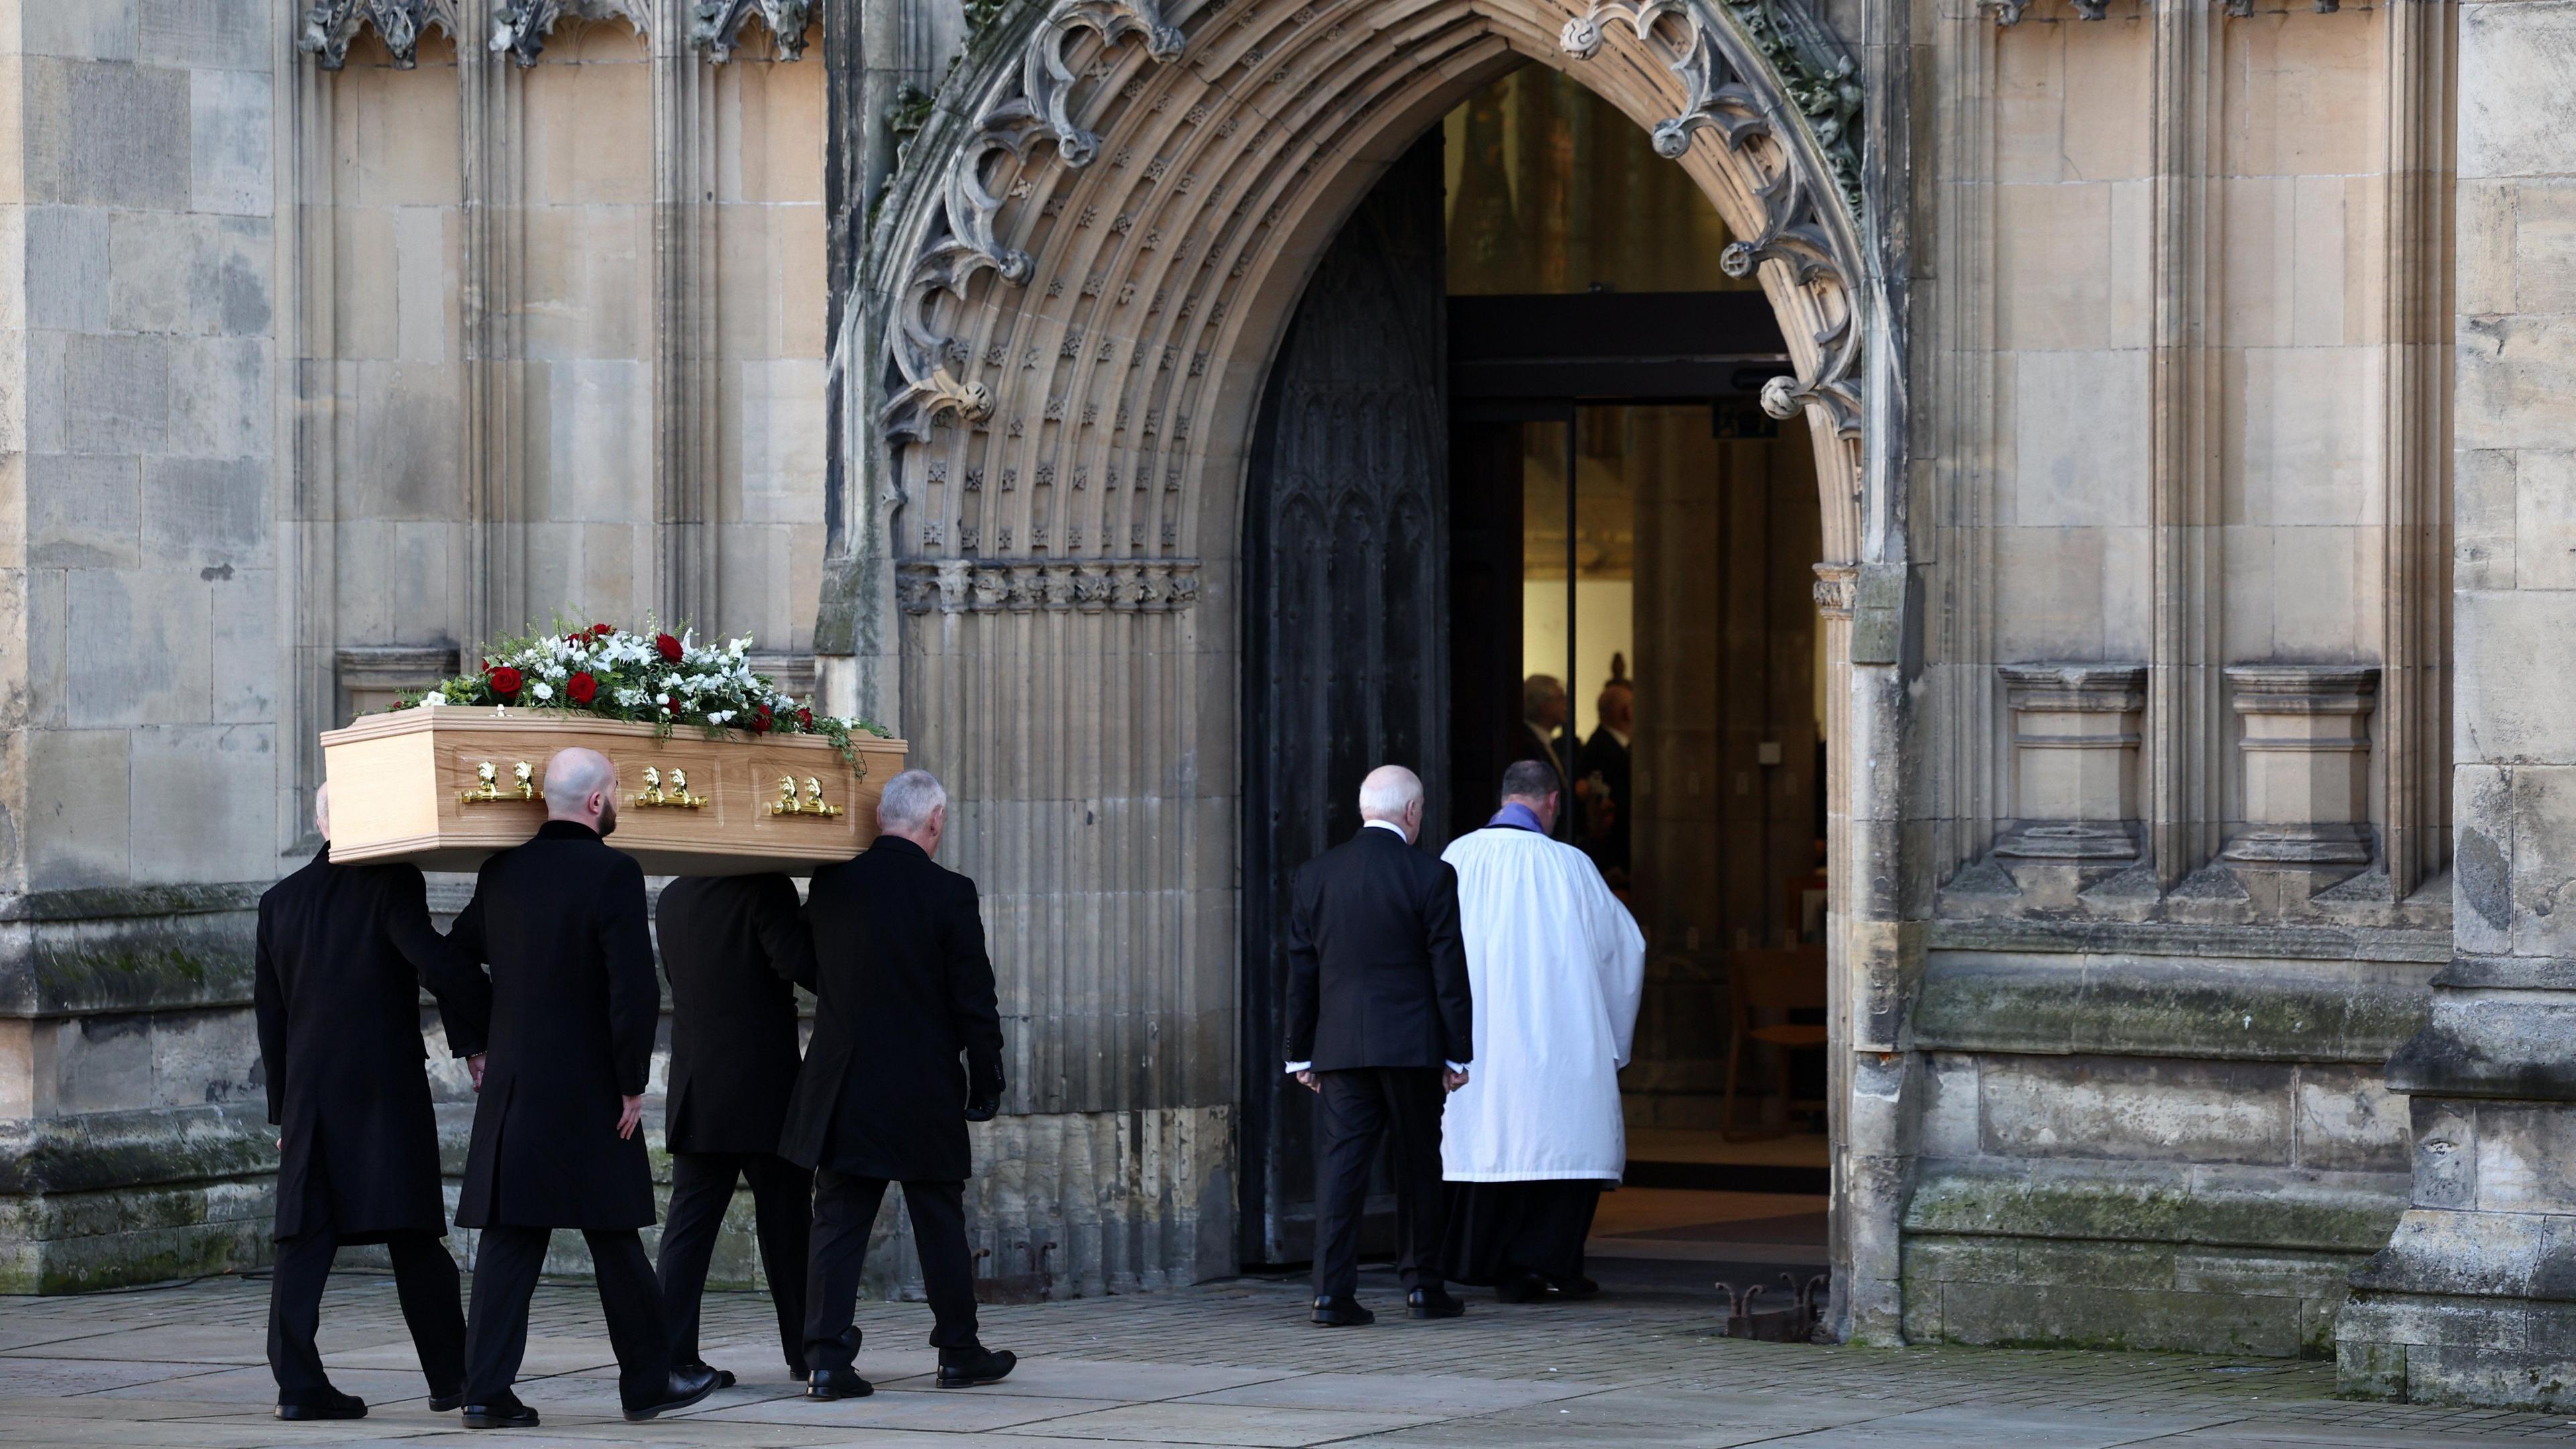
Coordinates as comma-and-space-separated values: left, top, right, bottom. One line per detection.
2334, 0, 2576, 1409
1882, 0, 2455, 1357
0, 0, 286, 1291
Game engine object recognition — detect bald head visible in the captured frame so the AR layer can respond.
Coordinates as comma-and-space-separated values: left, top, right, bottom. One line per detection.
1358, 764, 1425, 843
542, 747, 620, 834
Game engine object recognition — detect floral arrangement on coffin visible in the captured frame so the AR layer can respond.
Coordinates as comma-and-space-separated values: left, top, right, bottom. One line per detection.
400, 619, 892, 768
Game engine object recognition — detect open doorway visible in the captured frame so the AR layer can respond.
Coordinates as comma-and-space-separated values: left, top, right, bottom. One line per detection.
1238, 62, 1833, 1301
1442, 66, 1830, 1298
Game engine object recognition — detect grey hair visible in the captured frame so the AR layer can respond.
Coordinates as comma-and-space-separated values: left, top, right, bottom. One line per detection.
1521, 674, 1563, 718
1358, 764, 1423, 822
313, 783, 331, 838
1498, 759, 1558, 804
877, 768, 948, 830
542, 747, 616, 814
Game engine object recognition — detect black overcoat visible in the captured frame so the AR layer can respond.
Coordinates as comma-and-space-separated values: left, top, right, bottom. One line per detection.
656, 873, 813, 1155
254, 846, 492, 1242
778, 836, 1004, 1183
1283, 824, 1474, 1071
450, 820, 661, 1230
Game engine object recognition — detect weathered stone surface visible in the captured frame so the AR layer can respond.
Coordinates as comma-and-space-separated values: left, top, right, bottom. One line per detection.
1912, 951, 2432, 1063
1907, 1160, 2405, 1253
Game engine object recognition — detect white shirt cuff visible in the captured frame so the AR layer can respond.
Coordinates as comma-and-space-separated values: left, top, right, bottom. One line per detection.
1446, 1061, 1470, 1075
1285, 1061, 1310, 1074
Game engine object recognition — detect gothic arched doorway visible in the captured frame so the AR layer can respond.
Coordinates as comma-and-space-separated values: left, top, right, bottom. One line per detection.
833, 0, 1896, 1340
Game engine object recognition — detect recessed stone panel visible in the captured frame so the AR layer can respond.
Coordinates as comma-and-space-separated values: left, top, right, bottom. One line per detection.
1978, 1055, 2296, 1166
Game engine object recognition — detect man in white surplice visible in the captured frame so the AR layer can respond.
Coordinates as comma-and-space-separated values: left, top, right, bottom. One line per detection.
1437, 759, 1646, 1302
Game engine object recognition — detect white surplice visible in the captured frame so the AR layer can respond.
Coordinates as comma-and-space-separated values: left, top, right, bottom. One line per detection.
1438, 822, 1646, 1182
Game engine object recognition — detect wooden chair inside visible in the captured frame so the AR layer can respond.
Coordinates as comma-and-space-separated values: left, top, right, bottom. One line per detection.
1720, 945, 1829, 1142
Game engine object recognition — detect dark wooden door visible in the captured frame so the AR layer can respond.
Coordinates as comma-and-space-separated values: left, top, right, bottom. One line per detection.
1241, 134, 1449, 1267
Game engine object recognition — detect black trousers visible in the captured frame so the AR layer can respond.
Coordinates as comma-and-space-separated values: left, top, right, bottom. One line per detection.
267, 1226, 465, 1405
465, 1225, 669, 1410
655, 1151, 812, 1372
1311, 1066, 1448, 1301
802, 1171, 979, 1366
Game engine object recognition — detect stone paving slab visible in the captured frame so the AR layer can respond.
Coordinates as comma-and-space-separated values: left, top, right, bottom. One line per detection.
7, 1273, 2576, 1446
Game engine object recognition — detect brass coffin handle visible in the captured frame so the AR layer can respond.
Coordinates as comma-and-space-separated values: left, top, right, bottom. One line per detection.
771, 774, 841, 818
633, 765, 705, 810
460, 760, 537, 805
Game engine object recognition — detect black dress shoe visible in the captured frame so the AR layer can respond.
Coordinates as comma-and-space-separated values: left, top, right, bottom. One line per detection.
1310, 1294, 1375, 1327
275, 1389, 366, 1421
807, 1367, 875, 1400
936, 1345, 1018, 1387
460, 1394, 539, 1430
676, 1362, 737, 1390
1546, 1274, 1601, 1300
1408, 1286, 1467, 1320
1495, 1271, 1546, 1304
428, 1387, 465, 1413
623, 1363, 722, 1424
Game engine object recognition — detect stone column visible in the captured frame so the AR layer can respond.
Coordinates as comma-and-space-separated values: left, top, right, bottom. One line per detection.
2334, 0, 2576, 1409
1993, 664, 2148, 865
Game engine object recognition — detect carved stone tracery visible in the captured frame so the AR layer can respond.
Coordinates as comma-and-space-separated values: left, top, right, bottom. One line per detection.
896, 559, 1201, 613
692, 0, 818, 60
489, 0, 651, 66
298, 0, 458, 68
859, 0, 1877, 621
879, 0, 1188, 442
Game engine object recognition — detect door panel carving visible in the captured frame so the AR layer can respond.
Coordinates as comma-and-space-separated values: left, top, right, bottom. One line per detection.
1240, 134, 1450, 1266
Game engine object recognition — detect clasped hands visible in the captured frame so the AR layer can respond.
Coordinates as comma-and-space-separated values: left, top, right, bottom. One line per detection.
1293, 1067, 1470, 1093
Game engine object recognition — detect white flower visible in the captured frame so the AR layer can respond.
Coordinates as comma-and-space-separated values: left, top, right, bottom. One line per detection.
530, 682, 554, 701
416, 694, 441, 708
708, 709, 734, 724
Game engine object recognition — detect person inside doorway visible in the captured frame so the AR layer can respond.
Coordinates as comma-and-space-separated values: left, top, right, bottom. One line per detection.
1514, 676, 1573, 835
1578, 674, 1633, 885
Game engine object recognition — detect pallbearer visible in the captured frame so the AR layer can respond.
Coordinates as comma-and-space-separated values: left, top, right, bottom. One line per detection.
1438, 759, 1646, 1301
651, 871, 816, 1384
448, 748, 720, 1429
784, 769, 1018, 1397
255, 784, 491, 1421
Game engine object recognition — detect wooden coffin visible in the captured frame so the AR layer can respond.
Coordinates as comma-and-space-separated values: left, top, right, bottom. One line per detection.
319, 706, 908, 876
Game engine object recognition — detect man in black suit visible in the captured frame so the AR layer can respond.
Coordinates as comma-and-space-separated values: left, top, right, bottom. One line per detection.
1283, 763, 1474, 1326
255, 784, 492, 1421
1577, 678, 1633, 881
652, 873, 815, 1385
782, 768, 1016, 1398
447, 748, 719, 1430
1513, 676, 1572, 839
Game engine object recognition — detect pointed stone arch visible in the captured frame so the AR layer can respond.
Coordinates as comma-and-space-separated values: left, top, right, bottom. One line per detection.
851, 0, 1878, 590
818, 0, 1908, 1340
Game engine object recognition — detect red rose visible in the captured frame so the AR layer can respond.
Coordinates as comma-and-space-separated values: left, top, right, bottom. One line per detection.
750, 705, 773, 735
654, 632, 683, 662
567, 671, 598, 705
591, 623, 613, 637
487, 666, 522, 698
564, 632, 585, 647
796, 707, 814, 730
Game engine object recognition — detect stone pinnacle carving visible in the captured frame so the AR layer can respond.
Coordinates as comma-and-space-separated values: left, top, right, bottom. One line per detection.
298, 0, 454, 69
692, 0, 816, 61
879, 0, 1188, 441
